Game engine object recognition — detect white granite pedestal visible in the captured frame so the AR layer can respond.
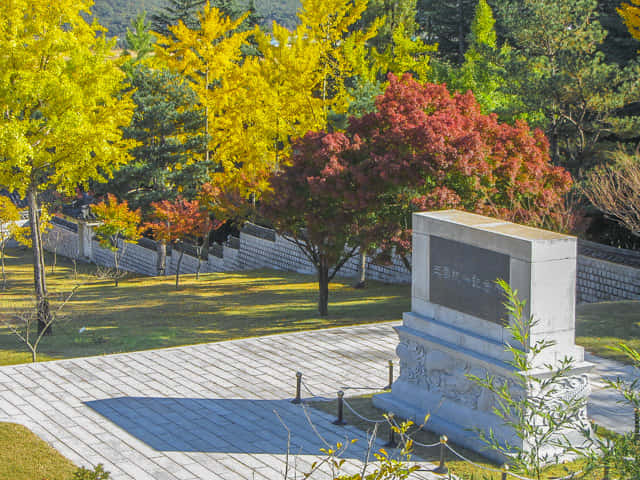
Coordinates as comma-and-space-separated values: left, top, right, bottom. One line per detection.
373, 210, 593, 463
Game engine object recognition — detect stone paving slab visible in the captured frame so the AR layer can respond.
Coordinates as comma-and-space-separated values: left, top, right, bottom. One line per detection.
0, 323, 637, 479
0, 323, 441, 480
585, 352, 640, 434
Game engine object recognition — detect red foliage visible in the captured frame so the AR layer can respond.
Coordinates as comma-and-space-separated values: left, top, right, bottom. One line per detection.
264, 130, 359, 264
346, 74, 572, 259
263, 74, 572, 311
262, 130, 363, 315
145, 197, 221, 245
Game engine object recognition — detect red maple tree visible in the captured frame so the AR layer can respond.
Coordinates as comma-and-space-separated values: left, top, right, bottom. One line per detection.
145, 197, 221, 289
347, 73, 572, 265
264, 74, 572, 315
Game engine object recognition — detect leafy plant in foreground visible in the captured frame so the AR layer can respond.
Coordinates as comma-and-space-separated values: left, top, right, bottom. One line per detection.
468, 280, 589, 480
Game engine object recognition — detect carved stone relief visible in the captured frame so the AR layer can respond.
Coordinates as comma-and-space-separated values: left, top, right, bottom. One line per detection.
395, 336, 588, 418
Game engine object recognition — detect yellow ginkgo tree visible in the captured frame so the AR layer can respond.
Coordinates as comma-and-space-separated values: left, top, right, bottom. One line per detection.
154, 3, 253, 166
0, 0, 136, 334
207, 0, 382, 216
619, 0, 640, 43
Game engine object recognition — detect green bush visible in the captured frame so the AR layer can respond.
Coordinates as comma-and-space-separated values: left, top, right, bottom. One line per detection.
71, 464, 110, 480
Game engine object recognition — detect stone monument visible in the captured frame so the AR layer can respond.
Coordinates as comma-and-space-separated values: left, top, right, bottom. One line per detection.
373, 210, 592, 462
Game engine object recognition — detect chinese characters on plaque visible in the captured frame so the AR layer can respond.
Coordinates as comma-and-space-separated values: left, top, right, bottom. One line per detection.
429, 235, 510, 324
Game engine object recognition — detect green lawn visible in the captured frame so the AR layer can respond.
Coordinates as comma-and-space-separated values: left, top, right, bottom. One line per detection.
0, 422, 77, 480
2, 247, 639, 366
576, 300, 640, 364
0, 247, 410, 366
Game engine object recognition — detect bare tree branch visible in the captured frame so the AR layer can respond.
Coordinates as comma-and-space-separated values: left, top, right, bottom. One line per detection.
583, 149, 640, 237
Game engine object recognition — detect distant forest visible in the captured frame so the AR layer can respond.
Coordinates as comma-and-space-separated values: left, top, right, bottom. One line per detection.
92, 0, 302, 39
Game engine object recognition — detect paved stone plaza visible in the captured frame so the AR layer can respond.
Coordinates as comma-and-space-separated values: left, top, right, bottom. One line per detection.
0, 323, 637, 479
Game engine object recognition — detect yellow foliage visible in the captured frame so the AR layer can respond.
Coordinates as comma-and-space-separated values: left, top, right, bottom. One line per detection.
154, 2, 253, 164
619, 0, 640, 44
0, 197, 28, 248
155, 0, 435, 219
207, 0, 383, 208
0, 0, 136, 198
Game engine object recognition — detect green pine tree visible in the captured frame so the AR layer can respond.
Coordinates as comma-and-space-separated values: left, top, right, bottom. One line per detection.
468, 0, 495, 48
416, 0, 477, 63
434, 0, 523, 119
492, 0, 640, 170
355, 0, 418, 51
94, 66, 208, 212
124, 12, 155, 63
150, 0, 206, 36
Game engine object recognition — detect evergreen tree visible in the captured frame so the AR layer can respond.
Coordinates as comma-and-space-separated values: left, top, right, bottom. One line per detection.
599, 0, 639, 64
435, 0, 521, 118
124, 12, 155, 63
355, 0, 418, 51
468, 0, 495, 48
346, 0, 436, 117
416, 0, 476, 63
150, 0, 206, 35
492, 0, 640, 170
211, 0, 262, 29
95, 66, 208, 213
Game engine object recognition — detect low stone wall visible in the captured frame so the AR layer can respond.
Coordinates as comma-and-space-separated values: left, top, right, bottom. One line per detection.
92, 239, 159, 277
38, 219, 640, 303
237, 228, 411, 283
41, 223, 80, 260
239, 231, 315, 274
40, 221, 240, 277
576, 241, 640, 303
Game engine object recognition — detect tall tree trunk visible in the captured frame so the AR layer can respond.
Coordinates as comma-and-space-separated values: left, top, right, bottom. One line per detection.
157, 240, 167, 276
113, 247, 119, 287
457, 0, 465, 63
205, 68, 210, 164
1, 241, 6, 289
196, 246, 202, 281
27, 190, 51, 336
196, 234, 207, 281
175, 249, 184, 290
354, 249, 367, 289
317, 256, 329, 317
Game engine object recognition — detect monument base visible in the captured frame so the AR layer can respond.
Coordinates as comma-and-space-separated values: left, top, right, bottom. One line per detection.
373, 319, 593, 464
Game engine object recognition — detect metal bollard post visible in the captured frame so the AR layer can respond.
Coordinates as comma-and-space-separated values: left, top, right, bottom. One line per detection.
291, 372, 302, 404
501, 465, 509, 480
333, 391, 347, 425
385, 360, 394, 390
635, 408, 639, 442
384, 427, 396, 448
384, 413, 396, 447
433, 435, 448, 474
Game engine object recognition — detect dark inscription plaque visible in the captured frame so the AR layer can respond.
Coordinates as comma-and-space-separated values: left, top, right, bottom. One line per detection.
429, 235, 510, 324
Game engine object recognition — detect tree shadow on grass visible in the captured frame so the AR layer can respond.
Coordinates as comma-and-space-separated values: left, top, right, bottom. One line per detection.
85, 397, 371, 458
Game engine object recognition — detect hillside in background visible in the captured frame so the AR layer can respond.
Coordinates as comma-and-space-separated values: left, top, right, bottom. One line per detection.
92, 0, 301, 40
92, 0, 165, 40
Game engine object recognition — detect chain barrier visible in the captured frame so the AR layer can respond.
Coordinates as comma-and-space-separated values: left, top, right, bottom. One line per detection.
301, 378, 320, 399
292, 369, 588, 480
410, 438, 441, 449
443, 443, 509, 476
342, 397, 387, 424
